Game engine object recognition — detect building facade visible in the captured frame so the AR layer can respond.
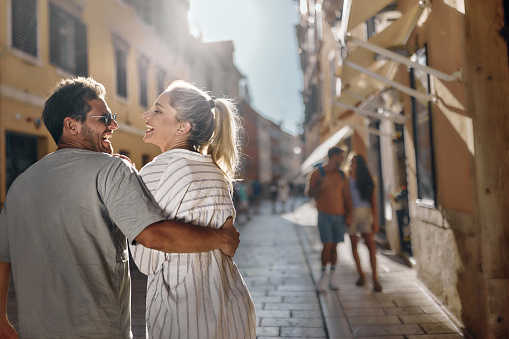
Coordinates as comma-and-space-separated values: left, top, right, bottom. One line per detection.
0, 0, 251, 208
0, 0, 194, 205
297, 0, 509, 337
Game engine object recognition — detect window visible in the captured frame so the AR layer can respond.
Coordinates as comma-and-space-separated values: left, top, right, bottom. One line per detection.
123, 0, 153, 25
138, 56, 149, 107
49, 2, 87, 76
366, 16, 376, 39
410, 46, 437, 207
156, 68, 167, 95
11, 0, 38, 57
113, 34, 129, 99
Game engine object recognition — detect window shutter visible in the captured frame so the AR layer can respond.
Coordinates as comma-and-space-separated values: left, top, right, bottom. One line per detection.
11, 0, 37, 56
116, 48, 128, 98
138, 56, 149, 107
75, 20, 88, 76
49, 2, 61, 66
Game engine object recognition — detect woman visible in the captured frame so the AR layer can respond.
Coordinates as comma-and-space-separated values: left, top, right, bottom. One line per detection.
347, 154, 382, 292
130, 80, 256, 338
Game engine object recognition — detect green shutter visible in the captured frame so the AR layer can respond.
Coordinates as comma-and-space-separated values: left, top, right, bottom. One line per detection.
75, 20, 88, 76
48, 2, 60, 67
11, 0, 37, 56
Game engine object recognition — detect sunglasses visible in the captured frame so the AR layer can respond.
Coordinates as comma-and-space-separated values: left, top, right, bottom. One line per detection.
72, 113, 117, 127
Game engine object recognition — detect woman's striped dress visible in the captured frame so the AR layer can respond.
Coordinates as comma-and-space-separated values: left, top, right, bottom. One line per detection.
130, 149, 256, 339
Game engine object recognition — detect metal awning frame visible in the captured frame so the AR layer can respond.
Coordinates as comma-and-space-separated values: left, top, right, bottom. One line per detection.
332, 100, 407, 125
343, 89, 407, 123
344, 60, 435, 103
347, 36, 462, 82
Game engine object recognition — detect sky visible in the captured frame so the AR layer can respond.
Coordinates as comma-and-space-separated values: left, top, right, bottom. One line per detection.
188, 0, 304, 136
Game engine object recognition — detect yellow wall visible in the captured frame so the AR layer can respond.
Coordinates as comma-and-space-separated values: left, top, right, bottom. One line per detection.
0, 0, 191, 205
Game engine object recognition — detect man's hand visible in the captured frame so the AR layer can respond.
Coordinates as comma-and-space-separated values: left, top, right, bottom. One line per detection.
218, 217, 240, 257
345, 214, 353, 226
0, 317, 18, 339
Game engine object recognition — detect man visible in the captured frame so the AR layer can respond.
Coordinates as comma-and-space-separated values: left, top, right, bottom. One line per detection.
0, 77, 239, 338
306, 146, 352, 292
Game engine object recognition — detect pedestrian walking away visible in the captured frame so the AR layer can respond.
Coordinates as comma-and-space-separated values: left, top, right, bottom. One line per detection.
0, 77, 240, 339
277, 180, 290, 213
306, 146, 352, 292
347, 154, 382, 292
269, 180, 279, 213
129, 80, 256, 339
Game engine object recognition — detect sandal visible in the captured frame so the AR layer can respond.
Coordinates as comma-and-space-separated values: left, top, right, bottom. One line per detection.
355, 276, 366, 286
373, 281, 382, 292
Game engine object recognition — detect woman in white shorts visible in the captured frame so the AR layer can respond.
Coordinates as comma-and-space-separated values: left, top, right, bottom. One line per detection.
347, 154, 382, 292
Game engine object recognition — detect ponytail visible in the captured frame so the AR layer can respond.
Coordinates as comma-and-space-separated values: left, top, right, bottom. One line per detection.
164, 80, 242, 189
207, 99, 242, 188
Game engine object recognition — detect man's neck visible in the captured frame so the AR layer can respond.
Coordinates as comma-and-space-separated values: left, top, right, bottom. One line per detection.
57, 138, 89, 151
323, 162, 338, 171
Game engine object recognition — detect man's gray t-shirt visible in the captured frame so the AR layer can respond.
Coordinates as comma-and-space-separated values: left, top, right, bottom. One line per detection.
0, 149, 165, 338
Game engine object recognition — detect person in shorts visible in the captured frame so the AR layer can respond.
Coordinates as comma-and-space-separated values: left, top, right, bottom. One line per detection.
347, 154, 382, 292
306, 147, 352, 291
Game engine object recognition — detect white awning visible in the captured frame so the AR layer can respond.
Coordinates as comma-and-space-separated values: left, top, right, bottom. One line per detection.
331, 4, 425, 123
300, 125, 353, 175
347, 36, 462, 82
344, 59, 435, 102
337, 4, 424, 88
333, 90, 408, 124
340, 0, 394, 46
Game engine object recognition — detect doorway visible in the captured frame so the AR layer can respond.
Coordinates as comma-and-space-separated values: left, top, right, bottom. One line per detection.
5, 131, 38, 192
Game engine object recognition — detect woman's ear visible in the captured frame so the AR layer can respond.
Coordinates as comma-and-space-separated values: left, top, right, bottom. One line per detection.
176, 122, 191, 135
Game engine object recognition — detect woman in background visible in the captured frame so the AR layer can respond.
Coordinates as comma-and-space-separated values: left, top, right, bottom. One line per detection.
130, 80, 256, 338
347, 154, 382, 292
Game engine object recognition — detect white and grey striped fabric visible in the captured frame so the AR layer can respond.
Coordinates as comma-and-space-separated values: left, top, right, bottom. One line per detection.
130, 149, 256, 339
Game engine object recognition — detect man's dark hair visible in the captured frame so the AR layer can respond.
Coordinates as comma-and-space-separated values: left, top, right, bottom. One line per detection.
42, 77, 106, 144
327, 146, 344, 159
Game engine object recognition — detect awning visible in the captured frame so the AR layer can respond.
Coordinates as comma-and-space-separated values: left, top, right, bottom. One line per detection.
338, 4, 423, 88
335, 89, 408, 124
300, 125, 353, 175
331, 3, 427, 124
331, 63, 391, 120
347, 36, 463, 82
344, 59, 435, 102
340, 0, 394, 45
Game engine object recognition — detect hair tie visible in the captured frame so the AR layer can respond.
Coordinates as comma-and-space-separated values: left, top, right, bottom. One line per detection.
209, 99, 215, 109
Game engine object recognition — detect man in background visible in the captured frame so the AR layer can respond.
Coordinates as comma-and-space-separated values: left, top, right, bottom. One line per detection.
306, 147, 352, 292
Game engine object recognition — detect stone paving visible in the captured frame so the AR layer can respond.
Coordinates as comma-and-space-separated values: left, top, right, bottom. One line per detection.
5, 198, 466, 338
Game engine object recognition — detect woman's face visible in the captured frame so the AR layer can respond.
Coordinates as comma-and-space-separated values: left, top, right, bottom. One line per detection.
349, 157, 357, 172
142, 92, 182, 152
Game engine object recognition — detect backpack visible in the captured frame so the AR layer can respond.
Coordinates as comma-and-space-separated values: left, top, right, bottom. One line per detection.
318, 164, 345, 180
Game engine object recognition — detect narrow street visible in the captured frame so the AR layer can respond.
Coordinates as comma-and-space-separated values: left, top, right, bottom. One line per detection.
131, 198, 465, 338
6, 198, 465, 338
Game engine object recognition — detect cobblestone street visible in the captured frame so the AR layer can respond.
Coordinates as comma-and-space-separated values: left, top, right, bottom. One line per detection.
6, 198, 465, 338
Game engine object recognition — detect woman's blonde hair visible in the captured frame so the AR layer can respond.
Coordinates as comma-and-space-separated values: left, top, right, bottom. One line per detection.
165, 80, 242, 187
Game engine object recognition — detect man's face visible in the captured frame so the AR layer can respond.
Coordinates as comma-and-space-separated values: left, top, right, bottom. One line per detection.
79, 99, 118, 154
332, 152, 344, 167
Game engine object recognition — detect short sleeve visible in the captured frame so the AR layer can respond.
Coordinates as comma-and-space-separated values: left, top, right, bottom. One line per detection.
98, 159, 165, 243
